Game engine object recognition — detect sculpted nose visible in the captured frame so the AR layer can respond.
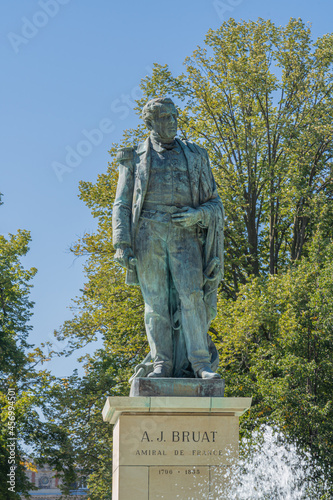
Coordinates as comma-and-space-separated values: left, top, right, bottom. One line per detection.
170, 117, 177, 128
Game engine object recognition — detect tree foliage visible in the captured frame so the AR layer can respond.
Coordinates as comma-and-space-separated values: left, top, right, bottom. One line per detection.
213, 232, 333, 477
0, 224, 67, 499
0, 229, 42, 499
135, 17, 333, 288
43, 18, 333, 497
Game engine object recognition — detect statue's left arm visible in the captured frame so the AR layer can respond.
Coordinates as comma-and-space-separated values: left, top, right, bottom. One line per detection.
198, 148, 225, 314
196, 149, 224, 228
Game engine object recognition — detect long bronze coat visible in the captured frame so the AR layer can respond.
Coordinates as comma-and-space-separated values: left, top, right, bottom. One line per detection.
112, 136, 224, 323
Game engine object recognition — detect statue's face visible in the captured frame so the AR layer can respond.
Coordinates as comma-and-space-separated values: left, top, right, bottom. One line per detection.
150, 105, 178, 141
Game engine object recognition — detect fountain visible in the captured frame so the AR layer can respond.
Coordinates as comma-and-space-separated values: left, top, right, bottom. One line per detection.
211, 425, 330, 499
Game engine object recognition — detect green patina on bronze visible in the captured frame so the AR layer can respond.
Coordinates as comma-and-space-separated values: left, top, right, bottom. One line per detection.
112, 98, 224, 380
129, 378, 225, 397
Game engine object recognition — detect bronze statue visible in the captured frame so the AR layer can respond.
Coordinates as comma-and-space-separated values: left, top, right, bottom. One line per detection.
112, 98, 224, 379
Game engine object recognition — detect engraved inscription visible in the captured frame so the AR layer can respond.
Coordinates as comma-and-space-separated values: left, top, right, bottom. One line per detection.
140, 430, 218, 443
135, 449, 167, 456
149, 466, 210, 498
119, 414, 239, 466
172, 431, 218, 442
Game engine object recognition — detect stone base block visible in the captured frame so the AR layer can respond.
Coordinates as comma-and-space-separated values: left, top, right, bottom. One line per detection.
103, 396, 252, 499
112, 465, 233, 500
130, 377, 225, 397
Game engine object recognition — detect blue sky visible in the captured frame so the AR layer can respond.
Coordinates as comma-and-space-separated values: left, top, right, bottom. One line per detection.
1, 0, 333, 376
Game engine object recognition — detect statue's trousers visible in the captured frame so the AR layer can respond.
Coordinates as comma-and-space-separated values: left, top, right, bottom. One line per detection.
135, 217, 210, 374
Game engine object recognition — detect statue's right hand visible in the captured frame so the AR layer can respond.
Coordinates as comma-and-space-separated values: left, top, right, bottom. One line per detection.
114, 246, 137, 270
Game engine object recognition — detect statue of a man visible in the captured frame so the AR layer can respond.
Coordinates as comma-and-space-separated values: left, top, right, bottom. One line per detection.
112, 97, 224, 380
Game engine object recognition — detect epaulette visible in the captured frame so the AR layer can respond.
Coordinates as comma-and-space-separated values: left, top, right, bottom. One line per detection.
116, 147, 135, 162
183, 140, 205, 156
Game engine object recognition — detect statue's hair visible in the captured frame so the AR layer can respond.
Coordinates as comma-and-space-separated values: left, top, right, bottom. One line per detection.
142, 97, 178, 125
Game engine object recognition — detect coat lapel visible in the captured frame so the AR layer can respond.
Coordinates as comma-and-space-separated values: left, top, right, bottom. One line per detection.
177, 139, 200, 207
136, 137, 151, 200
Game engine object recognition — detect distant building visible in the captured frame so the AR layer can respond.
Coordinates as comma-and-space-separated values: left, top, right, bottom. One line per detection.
21, 463, 88, 499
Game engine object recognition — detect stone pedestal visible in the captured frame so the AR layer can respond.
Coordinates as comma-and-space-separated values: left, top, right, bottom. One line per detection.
103, 396, 252, 499
130, 377, 225, 397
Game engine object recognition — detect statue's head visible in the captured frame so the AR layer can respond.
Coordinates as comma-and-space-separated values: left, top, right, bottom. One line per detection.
142, 97, 178, 142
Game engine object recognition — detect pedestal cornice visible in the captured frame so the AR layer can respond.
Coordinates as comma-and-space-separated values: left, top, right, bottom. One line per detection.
103, 396, 252, 424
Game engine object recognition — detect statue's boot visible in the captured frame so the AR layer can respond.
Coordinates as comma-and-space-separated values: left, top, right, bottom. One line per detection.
197, 367, 221, 379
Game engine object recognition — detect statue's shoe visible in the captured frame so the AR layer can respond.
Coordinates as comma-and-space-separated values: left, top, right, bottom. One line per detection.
147, 366, 171, 378
197, 367, 221, 379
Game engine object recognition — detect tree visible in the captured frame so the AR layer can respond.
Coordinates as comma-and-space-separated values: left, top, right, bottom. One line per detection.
43, 18, 333, 496
213, 231, 333, 481
33, 367, 117, 498
0, 229, 37, 498
0, 227, 55, 499
135, 18, 333, 288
